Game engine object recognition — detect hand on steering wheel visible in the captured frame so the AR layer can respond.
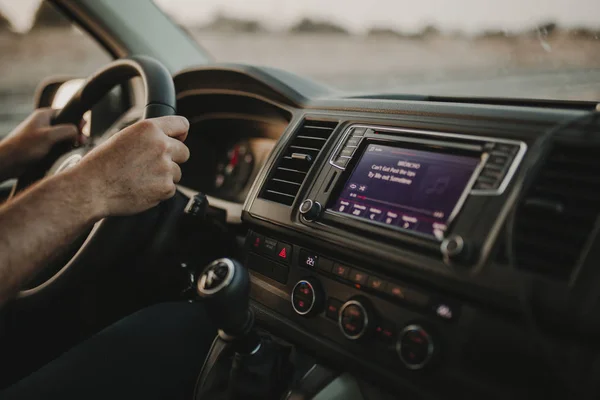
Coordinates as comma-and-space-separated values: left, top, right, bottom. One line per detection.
77, 116, 190, 217
10, 56, 186, 301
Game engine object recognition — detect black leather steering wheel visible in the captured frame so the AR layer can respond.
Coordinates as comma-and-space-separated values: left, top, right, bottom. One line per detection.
9, 56, 177, 301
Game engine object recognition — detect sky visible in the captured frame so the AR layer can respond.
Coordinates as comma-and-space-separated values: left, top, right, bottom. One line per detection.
154, 0, 600, 34
0, 0, 599, 34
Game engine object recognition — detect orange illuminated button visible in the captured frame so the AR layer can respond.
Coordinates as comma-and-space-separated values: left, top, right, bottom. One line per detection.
349, 269, 369, 285
367, 276, 387, 292
385, 283, 406, 299
332, 263, 350, 279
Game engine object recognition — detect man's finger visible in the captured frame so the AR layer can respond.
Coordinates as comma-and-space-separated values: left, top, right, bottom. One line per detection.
46, 124, 79, 143
151, 116, 190, 142
168, 138, 190, 164
33, 107, 56, 124
171, 162, 182, 183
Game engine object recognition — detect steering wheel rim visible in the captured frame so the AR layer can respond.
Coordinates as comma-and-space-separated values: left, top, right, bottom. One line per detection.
10, 55, 177, 301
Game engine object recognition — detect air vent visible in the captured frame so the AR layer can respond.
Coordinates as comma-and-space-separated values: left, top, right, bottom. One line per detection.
513, 143, 600, 280
261, 120, 338, 205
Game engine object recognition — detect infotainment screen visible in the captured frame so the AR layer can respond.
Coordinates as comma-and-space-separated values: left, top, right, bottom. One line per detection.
329, 143, 481, 240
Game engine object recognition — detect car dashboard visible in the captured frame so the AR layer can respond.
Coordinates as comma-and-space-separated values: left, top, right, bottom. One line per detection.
173, 65, 600, 399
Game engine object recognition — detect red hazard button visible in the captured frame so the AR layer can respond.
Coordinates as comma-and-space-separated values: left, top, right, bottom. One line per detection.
276, 242, 291, 264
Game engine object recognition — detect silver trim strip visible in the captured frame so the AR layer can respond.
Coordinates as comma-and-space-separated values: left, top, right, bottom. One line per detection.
328, 124, 527, 196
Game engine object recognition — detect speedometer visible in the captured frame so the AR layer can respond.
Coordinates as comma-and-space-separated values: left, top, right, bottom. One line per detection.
214, 141, 254, 198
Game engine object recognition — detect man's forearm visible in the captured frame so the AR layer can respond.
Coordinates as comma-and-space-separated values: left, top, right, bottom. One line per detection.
0, 169, 105, 306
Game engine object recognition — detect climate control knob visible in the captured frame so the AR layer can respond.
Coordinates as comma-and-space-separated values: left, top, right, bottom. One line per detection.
396, 324, 435, 370
338, 297, 374, 340
291, 278, 324, 316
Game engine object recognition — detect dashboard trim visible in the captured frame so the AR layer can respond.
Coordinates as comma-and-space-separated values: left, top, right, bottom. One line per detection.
176, 88, 296, 116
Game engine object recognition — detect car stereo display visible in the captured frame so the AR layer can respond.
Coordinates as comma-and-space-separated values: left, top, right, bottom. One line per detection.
329, 143, 481, 239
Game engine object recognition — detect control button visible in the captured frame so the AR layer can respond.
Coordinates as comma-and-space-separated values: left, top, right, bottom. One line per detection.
326, 298, 343, 320
351, 127, 366, 137
429, 298, 460, 322
483, 142, 495, 151
291, 278, 324, 316
299, 199, 322, 221
475, 174, 496, 185
396, 325, 435, 370
248, 232, 264, 252
375, 320, 396, 343
318, 257, 334, 273
349, 269, 369, 286
346, 137, 361, 147
333, 156, 350, 168
271, 264, 289, 284
480, 166, 504, 180
366, 208, 383, 222
338, 298, 373, 340
332, 263, 350, 279
275, 242, 291, 264
488, 154, 510, 165
367, 275, 387, 292
472, 180, 497, 191
349, 204, 367, 217
383, 211, 400, 226
299, 199, 313, 214
340, 147, 355, 157
262, 237, 278, 256
385, 283, 406, 299
299, 249, 319, 269
493, 143, 519, 155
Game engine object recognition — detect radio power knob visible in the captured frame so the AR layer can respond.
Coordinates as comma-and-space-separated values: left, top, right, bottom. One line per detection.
299, 199, 322, 221
441, 235, 471, 265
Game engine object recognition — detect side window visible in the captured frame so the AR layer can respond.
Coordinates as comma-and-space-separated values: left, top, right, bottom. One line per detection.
0, 2, 111, 136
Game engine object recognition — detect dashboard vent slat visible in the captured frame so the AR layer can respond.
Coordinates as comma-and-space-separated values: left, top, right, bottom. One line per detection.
260, 120, 338, 206
513, 142, 600, 281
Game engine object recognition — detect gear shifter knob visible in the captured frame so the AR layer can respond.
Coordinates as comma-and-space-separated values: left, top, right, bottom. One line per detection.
196, 258, 252, 337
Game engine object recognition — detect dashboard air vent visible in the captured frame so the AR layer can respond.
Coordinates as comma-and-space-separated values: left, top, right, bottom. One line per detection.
513, 143, 600, 280
260, 120, 338, 206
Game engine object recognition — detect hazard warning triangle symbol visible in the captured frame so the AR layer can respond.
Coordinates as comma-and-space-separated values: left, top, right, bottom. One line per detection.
278, 247, 287, 259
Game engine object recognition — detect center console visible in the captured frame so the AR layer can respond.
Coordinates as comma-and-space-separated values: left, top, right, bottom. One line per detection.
240, 114, 587, 399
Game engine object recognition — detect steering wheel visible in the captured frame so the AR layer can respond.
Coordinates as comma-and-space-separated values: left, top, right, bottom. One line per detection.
9, 56, 177, 301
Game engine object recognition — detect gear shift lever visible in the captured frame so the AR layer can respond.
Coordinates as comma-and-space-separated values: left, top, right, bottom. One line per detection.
197, 258, 252, 337
194, 258, 293, 400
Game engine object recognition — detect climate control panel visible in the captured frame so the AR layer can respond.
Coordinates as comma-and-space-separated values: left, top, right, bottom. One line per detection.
245, 230, 451, 372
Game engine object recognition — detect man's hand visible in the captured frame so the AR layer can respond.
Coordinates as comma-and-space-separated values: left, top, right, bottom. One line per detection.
0, 115, 190, 305
77, 116, 190, 217
0, 108, 79, 181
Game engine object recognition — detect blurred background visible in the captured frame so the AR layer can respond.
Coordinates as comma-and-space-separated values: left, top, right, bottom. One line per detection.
0, 0, 598, 135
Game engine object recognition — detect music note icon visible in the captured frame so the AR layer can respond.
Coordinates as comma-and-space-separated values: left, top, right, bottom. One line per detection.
424, 176, 450, 195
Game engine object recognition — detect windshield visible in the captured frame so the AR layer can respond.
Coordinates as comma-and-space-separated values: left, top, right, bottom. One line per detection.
155, 0, 599, 102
